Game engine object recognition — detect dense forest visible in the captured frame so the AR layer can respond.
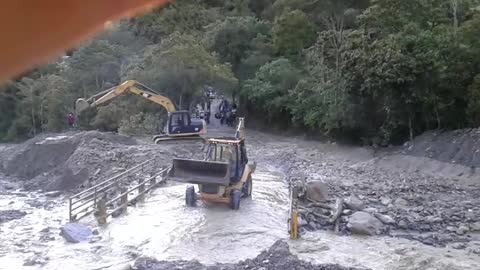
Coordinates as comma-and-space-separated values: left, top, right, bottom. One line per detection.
0, 0, 479, 145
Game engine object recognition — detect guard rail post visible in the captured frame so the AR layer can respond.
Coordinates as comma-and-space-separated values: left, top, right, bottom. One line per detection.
120, 187, 128, 214
149, 172, 156, 188
138, 181, 146, 202
95, 196, 107, 224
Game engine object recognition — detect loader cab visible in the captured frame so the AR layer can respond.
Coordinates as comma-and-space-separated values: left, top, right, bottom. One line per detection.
206, 138, 248, 183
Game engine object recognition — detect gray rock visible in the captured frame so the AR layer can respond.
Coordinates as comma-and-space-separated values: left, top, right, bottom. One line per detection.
447, 226, 456, 232
451, 242, 467, 249
44, 191, 63, 198
456, 225, 469, 235
380, 197, 392, 206
342, 209, 353, 216
305, 181, 329, 202
398, 220, 408, 229
344, 196, 365, 211
363, 207, 377, 214
470, 222, 480, 232
394, 198, 409, 209
60, 223, 92, 243
347, 211, 383, 236
374, 213, 396, 225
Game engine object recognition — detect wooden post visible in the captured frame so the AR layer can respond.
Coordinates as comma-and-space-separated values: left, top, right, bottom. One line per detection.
120, 187, 128, 214
138, 181, 145, 202
149, 173, 156, 188
68, 198, 73, 222
95, 196, 107, 224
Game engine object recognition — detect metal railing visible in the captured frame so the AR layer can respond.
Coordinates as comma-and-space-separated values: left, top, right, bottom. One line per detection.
68, 157, 169, 223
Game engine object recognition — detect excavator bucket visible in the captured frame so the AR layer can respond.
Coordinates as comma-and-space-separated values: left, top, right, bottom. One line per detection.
169, 158, 230, 186
75, 98, 90, 115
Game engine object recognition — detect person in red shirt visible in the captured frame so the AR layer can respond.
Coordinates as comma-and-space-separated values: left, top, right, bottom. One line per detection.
67, 113, 76, 128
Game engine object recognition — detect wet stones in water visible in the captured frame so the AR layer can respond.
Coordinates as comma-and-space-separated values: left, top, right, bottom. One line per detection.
44, 190, 63, 198
347, 211, 383, 236
60, 223, 93, 243
0, 210, 27, 223
23, 255, 48, 266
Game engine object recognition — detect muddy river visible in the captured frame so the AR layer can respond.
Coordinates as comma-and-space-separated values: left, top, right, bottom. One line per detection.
1, 165, 479, 270
0, 168, 290, 270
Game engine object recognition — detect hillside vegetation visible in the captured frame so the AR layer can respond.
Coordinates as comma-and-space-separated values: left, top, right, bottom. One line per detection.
0, 0, 479, 145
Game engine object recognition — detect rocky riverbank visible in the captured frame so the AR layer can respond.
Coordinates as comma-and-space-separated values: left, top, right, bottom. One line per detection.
133, 240, 366, 270
252, 129, 480, 250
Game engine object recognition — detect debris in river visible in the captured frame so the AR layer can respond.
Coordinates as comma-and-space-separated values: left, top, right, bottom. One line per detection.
0, 209, 27, 223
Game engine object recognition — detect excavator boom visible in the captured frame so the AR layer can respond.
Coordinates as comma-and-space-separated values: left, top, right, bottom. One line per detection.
75, 80, 176, 115
75, 80, 206, 143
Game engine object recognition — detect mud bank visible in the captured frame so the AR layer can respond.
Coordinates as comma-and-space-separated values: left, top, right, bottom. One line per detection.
133, 240, 364, 270
0, 131, 203, 191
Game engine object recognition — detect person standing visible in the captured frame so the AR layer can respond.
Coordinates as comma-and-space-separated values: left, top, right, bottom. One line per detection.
67, 112, 76, 128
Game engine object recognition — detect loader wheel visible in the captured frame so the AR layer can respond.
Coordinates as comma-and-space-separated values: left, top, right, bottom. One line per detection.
186, 186, 196, 207
231, 190, 241, 210
242, 176, 252, 198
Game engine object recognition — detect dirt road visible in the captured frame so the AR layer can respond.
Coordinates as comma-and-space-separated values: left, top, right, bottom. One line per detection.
0, 108, 479, 269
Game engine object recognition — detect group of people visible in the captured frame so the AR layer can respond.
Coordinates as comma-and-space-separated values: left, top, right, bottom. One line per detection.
195, 98, 237, 127
217, 98, 237, 127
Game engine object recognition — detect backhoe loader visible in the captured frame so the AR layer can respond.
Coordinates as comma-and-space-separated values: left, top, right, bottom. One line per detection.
168, 118, 256, 210
75, 80, 206, 143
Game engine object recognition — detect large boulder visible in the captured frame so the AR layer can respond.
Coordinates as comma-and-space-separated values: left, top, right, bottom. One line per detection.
347, 211, 383, 236
60, 223, 93, 243
305, 181, 329, 202
344, 195, 364, 211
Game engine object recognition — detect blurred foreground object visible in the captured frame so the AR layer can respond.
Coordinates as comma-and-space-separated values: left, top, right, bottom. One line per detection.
0, 0, 171, 82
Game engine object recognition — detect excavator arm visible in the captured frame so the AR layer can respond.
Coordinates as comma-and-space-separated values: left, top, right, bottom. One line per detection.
75, 80, 176, 115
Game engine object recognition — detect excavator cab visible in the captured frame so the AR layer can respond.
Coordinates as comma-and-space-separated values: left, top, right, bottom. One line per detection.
167, 111, 204, 136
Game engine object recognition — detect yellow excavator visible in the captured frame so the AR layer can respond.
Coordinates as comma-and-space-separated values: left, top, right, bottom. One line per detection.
75, 80, 207, 143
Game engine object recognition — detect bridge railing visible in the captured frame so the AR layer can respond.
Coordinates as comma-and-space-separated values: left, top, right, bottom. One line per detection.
68, 157, 169, 223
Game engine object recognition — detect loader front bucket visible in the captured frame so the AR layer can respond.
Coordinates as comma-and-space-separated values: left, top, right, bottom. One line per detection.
170, 158, 230, 186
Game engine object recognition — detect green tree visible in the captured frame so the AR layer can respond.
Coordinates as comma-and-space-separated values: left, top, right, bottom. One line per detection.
205, 16, 272, 80
130, 0, 221, 42
272, 10, 316, 59
66, 39, 124, 97
242, 58, 301, 121
127, 33, 237, 109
